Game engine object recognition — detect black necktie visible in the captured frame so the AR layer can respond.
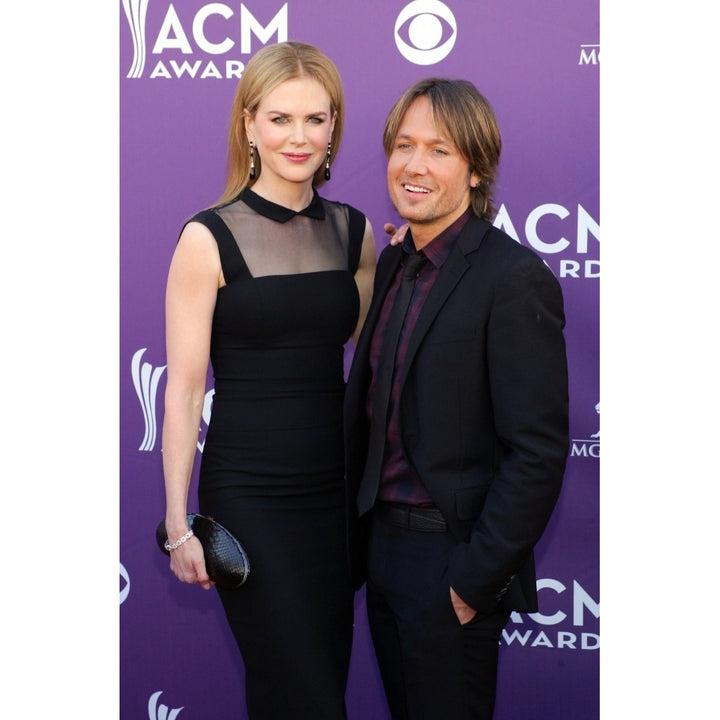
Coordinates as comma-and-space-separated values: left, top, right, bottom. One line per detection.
357, 252, 427, 515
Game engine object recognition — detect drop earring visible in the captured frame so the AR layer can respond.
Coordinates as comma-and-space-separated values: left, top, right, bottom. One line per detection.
249, 141, 256, 180
324, 143, 332, 181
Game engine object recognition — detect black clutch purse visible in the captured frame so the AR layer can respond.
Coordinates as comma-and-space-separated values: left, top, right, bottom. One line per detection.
156, 514, 250, 590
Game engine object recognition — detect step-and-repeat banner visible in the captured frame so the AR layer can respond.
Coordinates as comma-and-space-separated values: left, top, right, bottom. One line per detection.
120, 1, 599, 718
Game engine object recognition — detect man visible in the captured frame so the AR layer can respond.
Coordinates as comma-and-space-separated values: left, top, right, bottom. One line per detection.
344, 78, 569, 720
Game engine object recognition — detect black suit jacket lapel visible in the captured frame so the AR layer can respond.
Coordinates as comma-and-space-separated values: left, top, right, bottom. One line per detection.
352, 244, 403, 370
399, 217, 492, 386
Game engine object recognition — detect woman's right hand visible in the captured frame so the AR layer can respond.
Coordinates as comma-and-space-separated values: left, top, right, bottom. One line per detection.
169, 536, 214, 590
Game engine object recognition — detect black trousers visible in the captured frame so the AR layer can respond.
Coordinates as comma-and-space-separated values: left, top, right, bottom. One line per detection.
366, 505, 510, 720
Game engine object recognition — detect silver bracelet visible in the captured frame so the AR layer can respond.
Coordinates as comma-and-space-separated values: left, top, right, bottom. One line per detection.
164, 529, 194, 552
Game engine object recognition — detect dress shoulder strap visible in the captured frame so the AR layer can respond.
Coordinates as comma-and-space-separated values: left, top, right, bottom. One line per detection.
345, 204, 366, 274
183, 209, 251, 283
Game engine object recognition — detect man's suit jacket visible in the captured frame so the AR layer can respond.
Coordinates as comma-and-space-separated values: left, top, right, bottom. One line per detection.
344, 214, 569, 616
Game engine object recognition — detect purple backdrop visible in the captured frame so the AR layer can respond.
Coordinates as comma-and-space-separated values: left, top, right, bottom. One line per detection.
120, 1, 599, 718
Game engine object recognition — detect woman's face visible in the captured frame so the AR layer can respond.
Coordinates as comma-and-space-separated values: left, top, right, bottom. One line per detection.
246, 77, 335, 195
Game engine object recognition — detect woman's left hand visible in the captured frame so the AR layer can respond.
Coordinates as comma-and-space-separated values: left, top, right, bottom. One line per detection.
384, 223, 408, 246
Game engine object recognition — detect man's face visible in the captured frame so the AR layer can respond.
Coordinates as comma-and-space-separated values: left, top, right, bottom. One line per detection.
387, 96, 480, 247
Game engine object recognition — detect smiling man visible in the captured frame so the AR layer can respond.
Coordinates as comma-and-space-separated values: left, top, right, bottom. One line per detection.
345, 78, 570, 720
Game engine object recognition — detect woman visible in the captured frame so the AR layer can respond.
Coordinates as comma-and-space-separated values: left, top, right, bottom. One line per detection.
161, 41, 376, 720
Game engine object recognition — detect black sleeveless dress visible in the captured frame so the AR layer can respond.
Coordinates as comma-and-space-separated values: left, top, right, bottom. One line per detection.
190, 188, 365, 720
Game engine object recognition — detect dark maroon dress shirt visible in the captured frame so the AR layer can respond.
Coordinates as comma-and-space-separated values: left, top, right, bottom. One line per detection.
366, 208, 472, 506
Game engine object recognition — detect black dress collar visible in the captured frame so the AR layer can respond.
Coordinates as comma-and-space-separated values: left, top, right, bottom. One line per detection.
239, 187, 326, 222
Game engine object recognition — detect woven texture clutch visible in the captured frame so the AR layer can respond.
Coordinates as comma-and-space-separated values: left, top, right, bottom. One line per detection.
156, 514, 250, 590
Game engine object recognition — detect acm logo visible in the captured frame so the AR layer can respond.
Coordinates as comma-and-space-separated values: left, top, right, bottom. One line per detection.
579, 43, 600, 65
148, 691, 183, 719
132, 348, 214, 453
493, 203, 600, 280
122, 0, 288, 79
132, 348, 166, 452
503, 578, 600, 651
570, 402, 600, 458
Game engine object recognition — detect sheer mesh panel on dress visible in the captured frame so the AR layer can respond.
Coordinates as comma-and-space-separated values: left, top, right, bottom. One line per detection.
217, 199, 350, 278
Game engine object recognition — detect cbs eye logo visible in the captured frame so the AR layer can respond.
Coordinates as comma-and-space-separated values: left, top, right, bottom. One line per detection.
394, 0, 457, 65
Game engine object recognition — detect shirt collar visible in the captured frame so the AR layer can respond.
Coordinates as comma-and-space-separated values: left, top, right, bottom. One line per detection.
239, 187, 326, 222
402, 206, 473, 268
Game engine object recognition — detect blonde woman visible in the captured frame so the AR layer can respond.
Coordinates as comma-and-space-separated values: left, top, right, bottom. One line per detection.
161, 41, 376, 720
